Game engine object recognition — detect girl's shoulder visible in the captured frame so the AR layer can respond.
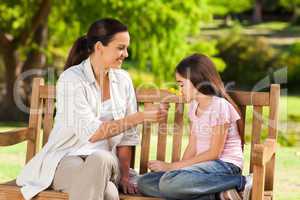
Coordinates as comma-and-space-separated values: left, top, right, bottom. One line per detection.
209, 96, 241, 126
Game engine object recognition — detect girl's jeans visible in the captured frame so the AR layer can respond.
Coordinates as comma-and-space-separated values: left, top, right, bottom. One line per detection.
137, 160, 245, 200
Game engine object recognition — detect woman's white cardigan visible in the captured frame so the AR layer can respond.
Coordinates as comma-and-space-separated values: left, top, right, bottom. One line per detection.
16, 58, 139, 200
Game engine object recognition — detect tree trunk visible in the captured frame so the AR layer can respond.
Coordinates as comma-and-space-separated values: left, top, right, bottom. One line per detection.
0, 0, 50, 121
252, 0, 263, 24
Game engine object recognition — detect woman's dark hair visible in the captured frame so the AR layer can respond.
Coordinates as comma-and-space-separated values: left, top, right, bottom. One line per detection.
64, 18, 128, 70
176, 53, 244, 145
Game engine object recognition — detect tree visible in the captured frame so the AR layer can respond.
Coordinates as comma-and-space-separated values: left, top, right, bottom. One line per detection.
280, 0, 300, 22
253, 0, 263, 23
0, 0, 217, 121
0, 0, 51, 120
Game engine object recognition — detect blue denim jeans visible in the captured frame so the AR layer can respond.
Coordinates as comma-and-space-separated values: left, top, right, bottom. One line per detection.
137, 160, 245, 200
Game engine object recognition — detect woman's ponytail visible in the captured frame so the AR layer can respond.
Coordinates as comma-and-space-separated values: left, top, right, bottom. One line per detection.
64, 35, 90, 70
63, 18, 128, 71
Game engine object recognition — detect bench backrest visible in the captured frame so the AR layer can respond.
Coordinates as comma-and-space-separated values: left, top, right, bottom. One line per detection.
27, 78, 280, 192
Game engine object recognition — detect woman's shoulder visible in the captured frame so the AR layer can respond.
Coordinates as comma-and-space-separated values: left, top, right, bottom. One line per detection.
58, 64, 86, 84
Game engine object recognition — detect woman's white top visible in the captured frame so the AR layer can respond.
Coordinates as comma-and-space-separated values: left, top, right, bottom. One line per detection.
68, 99, 114, 155
16, 57, 139, 200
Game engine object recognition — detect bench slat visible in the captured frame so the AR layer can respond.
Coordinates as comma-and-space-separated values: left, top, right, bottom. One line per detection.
156, 103, 169, 161
139, 103, 153, 174
250, 106, 263, 173
171, 103, 184, 162
42, 98, 55, 146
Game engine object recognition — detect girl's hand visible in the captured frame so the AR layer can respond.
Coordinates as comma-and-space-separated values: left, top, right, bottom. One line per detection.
148, 160, 172, 172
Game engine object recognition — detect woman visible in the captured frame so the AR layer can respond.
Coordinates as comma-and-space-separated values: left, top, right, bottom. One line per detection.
138, 53, 252, 200
17, 18, 166, 200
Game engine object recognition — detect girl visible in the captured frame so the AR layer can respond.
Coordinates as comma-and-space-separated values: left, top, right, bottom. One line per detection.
17, 18, 167, 200
138, 53, 252, 200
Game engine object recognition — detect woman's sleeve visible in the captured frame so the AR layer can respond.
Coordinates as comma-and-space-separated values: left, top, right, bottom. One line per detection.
56, 74, 102, 143
117, 76, 140, 146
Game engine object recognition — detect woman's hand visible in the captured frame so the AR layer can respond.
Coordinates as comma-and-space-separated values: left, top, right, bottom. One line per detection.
142, 104, 169, 123
148, 160, 172, 172
119, 176, 139, 194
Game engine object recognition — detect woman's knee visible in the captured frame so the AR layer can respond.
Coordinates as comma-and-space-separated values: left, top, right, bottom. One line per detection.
104, 181, 119, 200
86, 150, 116, 167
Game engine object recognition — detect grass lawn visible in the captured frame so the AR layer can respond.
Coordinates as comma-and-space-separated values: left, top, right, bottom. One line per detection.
201, 21, 300, 48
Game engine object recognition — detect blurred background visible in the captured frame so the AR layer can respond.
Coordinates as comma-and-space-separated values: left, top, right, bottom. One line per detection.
0, 0, 299, 199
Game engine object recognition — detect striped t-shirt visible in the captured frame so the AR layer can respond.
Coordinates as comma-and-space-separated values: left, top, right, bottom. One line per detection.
188, 96, 243, 169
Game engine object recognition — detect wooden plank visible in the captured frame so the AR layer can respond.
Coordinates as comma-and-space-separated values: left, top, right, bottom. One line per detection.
267, 84, 280, 140
130, 146, 136, 169
120, 194, 162, 200
252, 165, 266, 200
136, 89, 185, 103
171, 103, 184, 162
136, 89, 269, 105
250, 106, 263, 172
156, 103, 169, 161
228, 90, 270, 106
0, 128, 34, 146
0, 185, 68, 199
42, 98, 55, 146
139, 103, 153, 174
26, 78, 44, 163
239, 105, 247, 148
39, 85, 56, 99
265, 84, 280, 191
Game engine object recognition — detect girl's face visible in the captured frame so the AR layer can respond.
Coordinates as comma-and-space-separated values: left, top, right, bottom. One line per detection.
95, 31, 130, 69
175, 73, 199, 102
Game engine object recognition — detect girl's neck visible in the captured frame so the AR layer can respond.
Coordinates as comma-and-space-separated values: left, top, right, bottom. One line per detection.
195, 94, 213, 104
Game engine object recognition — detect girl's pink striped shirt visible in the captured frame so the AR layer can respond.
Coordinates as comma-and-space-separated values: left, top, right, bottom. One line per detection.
189, 96, 243, 169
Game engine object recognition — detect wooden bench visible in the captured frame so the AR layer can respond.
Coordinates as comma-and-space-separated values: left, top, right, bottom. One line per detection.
0, 78, 280, 200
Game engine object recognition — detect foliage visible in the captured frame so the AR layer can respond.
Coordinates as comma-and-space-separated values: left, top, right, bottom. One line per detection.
281, 42, 300, 88
217, 27, 284, 87
206, 0, 252, 16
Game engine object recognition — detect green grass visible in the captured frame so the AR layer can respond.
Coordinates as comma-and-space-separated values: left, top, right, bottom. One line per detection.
201, 21, 300, 47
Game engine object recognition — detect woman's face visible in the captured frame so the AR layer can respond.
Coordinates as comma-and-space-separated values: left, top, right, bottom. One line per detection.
175, 72, 199, 102
95, 31, 130, 69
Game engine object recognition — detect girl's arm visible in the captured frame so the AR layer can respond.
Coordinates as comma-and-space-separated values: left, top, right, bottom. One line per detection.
181, 123, 197, 161
149, 123, 229, 172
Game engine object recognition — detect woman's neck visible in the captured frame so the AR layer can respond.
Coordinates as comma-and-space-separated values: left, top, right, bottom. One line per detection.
90, 54, 109, 85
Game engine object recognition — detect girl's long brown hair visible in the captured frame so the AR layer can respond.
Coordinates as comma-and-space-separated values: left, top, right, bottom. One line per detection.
176, 53, 244, 145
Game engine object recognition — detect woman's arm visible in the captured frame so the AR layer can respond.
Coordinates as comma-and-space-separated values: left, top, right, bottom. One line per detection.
149, 123, 229, 172
89, 105, 167, 142
117, 146, 138, 194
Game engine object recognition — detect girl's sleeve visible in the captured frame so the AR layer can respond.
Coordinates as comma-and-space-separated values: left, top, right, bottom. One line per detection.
188, 100, 195, 121
210, 98, 240, 127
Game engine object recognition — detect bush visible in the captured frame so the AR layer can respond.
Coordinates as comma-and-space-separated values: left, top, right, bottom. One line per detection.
217, 28, 284, 89
282, 42, 300, 90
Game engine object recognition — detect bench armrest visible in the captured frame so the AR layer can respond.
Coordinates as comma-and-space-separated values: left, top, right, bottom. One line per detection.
252, 138, 276, 166
0, 128, 35, 146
